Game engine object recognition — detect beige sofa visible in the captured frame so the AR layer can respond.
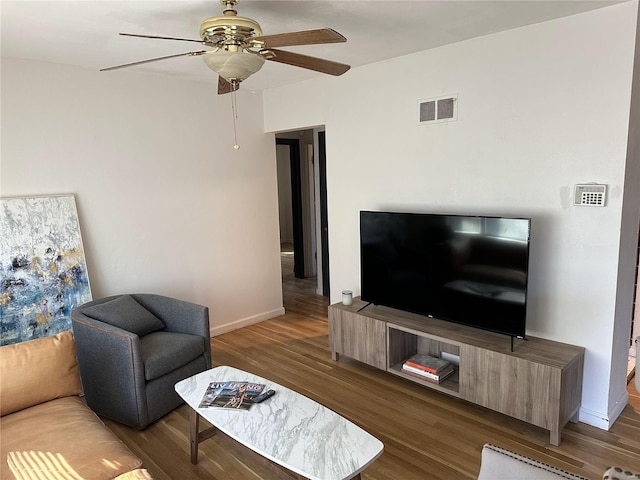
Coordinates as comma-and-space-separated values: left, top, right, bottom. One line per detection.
1, 331, 153, 480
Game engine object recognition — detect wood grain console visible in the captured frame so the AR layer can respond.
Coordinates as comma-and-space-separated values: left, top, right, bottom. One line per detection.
328, 297, 585, 446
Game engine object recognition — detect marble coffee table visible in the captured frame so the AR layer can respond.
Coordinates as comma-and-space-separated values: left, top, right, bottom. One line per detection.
175, 366, 383, 480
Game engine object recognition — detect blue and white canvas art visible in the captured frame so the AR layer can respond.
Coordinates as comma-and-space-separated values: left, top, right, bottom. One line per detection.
0, 195, 92, 345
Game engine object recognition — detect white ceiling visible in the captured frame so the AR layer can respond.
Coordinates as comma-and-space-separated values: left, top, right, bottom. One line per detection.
0, 0, 624, 92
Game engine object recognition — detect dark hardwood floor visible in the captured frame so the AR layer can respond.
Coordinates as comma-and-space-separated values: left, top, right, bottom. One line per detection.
105, 251, 640, 479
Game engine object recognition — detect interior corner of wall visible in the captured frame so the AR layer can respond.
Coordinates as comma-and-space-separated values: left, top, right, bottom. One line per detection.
209, 307, 286, 337
578, 388, 630, 431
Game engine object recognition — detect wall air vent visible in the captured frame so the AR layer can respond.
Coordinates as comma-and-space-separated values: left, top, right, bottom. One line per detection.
418, 94, 457, 124
420, 101, 436, 122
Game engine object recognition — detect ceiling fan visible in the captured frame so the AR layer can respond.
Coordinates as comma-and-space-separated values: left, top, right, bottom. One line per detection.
101, 0, 351, 94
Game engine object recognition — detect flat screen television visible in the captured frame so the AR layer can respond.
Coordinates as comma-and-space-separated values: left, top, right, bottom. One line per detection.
360, 210, 531, 340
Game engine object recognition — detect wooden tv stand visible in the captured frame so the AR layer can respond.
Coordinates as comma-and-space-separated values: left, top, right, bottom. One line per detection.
328, 297, 584, 446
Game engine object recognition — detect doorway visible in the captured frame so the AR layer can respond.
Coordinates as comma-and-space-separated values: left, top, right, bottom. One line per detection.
276, 138, 304, 279
275, 129, 329, 297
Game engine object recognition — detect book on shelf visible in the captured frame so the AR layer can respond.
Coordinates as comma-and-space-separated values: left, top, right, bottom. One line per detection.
199, 381, 266, 410
401, 363, 455, 383
403, 353, 452, 374
402, 368, 453, 384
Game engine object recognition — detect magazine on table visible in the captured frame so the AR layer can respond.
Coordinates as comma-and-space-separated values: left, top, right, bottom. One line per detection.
199, 381, 266, 410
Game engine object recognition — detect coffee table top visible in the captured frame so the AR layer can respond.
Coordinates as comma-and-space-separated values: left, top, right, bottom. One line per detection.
175, 366, 384, 480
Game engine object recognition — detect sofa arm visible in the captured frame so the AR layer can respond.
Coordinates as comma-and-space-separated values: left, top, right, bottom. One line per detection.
477, 444, 588, 480
0, 331, 82, 416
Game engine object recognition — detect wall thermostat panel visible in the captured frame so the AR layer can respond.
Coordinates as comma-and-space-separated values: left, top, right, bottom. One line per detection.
574, 184, 607, 206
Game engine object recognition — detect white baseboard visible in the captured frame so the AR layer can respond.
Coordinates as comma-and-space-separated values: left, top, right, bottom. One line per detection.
579, 389, 630, 430
209, 307, 286, 337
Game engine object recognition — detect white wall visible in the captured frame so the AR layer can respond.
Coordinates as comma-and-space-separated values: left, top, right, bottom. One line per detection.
1, 58, 285, 336
263, 2, 639, 429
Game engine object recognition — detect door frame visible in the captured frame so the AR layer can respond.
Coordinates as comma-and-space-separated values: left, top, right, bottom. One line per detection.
276, 138, 305, 279
317, 131, 330, 297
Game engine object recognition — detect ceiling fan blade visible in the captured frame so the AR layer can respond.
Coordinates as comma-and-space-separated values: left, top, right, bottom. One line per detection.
100, 51, 207, 72
253, 28, 346, 48
218, 76, 234, 95
119, 33, 205, 44
266, 49, 350, 76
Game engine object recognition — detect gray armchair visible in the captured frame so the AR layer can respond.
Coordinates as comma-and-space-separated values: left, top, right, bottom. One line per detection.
71, 294, 211, 429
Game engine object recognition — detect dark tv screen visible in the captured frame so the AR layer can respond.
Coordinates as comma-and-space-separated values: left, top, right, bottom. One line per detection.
360, 211, 531, 339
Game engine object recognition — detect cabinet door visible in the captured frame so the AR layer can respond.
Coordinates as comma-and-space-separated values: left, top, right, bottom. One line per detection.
328, 308, 386, 369
459, 345, 559, 431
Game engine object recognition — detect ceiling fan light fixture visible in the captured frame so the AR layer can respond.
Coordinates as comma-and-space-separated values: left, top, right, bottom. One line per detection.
102, 0, 350, 94
202, 50, 265, 82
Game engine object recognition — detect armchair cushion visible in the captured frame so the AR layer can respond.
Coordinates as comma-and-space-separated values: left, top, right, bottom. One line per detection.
140, 332, 206, 381
83, 294, 165, 337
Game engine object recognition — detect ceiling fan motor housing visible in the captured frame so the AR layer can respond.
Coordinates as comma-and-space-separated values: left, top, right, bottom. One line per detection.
199, 15, 263, 46
200, 2, 265, 84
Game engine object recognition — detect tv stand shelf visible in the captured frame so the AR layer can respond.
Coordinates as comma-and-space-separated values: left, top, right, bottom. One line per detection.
387, 322, 461, 397
328, 297, 585, 446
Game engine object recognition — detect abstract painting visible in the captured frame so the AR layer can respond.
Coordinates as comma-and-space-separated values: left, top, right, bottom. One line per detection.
0, 195, 92, 345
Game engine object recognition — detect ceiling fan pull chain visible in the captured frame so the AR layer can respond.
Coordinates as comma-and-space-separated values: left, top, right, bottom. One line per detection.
231, 90, 240, 150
